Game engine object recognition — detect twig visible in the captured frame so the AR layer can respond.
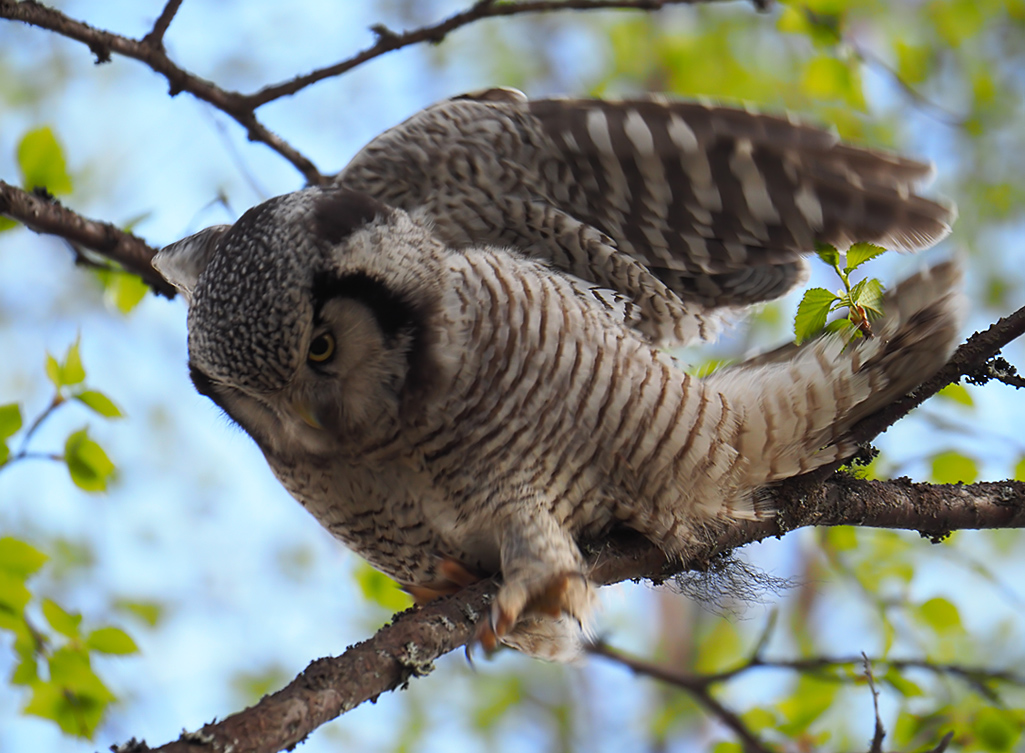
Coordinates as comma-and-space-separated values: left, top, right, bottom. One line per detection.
0, 181, 176, 297
141, 0, 184, 49
797, 6, 967, 128
862, 653, 886, 753
927, 731, 955, 753
965, 357, 1025, 390
17, 395, 64, 456
851, 41, 967, 129
0, 451, 64, 473
588, 641, 772, 753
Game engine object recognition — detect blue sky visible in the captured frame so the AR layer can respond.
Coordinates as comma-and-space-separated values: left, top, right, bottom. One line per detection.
2, 2, 1025, 752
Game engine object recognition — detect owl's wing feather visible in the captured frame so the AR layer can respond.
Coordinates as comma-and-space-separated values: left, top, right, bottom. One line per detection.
336, 91, 955, 343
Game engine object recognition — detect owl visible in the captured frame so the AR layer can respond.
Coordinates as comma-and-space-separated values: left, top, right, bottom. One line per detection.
153, 91, 964, 659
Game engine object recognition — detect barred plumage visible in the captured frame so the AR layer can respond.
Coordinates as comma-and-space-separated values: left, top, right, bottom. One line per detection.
338, 88, 955, 343
155, 92, 964, 659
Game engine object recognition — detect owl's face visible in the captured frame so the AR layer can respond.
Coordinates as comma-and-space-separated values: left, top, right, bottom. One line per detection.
154, 187, 446, 462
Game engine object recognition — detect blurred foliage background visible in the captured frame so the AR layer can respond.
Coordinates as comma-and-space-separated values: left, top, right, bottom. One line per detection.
2, 0, 1025, 751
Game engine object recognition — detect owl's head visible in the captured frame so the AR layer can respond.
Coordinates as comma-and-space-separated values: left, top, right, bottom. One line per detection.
154, 186, 446, 459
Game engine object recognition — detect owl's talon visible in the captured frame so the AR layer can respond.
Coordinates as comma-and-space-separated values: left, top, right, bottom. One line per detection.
472, 616, 502, 656
488, 570, 594, 644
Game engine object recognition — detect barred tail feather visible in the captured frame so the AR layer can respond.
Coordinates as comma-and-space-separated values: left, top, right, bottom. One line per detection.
705, 261, 966, 512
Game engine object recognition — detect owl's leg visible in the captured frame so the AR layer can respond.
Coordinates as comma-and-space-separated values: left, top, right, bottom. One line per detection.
476, 499, 595, 652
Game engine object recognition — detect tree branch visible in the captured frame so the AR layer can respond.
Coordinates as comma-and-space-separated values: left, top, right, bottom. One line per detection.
589, 641, 772, 753
0, 0, 323, 183
0, 0, 756, 184
0, 181, 175, 298
848, 304, 1025, 446
141, 0, 184, 50
120, 476, 1025, 753
586, 644, 1004, 753
246, 0, 755, 108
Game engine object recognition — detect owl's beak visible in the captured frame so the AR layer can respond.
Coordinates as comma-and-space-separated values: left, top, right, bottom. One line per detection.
293, 401, 324, 430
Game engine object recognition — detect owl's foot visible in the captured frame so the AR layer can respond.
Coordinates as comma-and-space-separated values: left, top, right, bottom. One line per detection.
475, 571, 594, 653
406, 557, 482, 606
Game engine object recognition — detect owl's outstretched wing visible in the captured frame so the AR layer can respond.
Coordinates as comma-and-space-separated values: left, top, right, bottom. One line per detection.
335, 89, 955, 344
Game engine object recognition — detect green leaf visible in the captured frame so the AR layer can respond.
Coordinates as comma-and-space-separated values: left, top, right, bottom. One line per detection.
795, 287, 840, 343
48, 646, 114, 700
353, 561, 412, 612
45, 339, 87, 390
61, 339, 86, 386
28, 648, 115, 737
17, 127, 73, 195
74, 391, 123, 419
64, 429, 115, 492
42, 598, 83, 639
973, 707, 1025, 752
0, 216, 17, 233
687, 358, 733, 377
844, 242, 887, 273
741, 707, 778, 732
0, 570, 32, 613
113, 598, 164, 627
85, 626, 138, 655
928, 0, 985, 48
11, 655, 39, 686
776, 6, 837, 46
45, 353, 62, 389
1014, 455, 1025, 482
94, 268, 150, 314
824, 318, 857, 335
826, 526, 858, 551
0, 537, 48, 578
0, 403, 22, 440
695, 618, 743, 674
917, 596, 962, 633
884, 667, 924, 697
937, 383, 974, 407
815, 243, 842, 269
894, 40, 931, 84
801, 56, 866, 110
107, 271, 149, 314
848, 277, 885, 318
777, 675, 837, 734
930, 450, 978, 484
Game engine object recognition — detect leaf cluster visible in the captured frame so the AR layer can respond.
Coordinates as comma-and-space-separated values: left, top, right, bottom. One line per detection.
794, 243, 887, 344
0, 537, 137, 738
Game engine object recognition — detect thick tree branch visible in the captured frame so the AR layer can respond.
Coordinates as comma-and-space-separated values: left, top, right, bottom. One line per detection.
0, 181, 175, 297
125, 476, 1025, 753
848, 305, 1025, 445
1, 0, 755, 184
0, 0, 322, 182
246, 0, 757, 108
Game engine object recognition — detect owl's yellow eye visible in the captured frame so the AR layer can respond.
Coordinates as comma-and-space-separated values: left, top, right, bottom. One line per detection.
308, 332, 336, 363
